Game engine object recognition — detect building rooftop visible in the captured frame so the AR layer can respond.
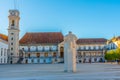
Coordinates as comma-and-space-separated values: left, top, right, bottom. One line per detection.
19, 32, 64, 44
0, 34, 8, 41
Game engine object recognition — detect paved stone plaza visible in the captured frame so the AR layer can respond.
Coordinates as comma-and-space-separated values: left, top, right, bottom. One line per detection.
0, 63, 120, 80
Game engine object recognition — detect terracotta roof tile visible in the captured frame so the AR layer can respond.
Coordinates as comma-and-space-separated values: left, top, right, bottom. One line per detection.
0, 34, 8, 41
76, 38, 107, 44
19, 32, 64, 44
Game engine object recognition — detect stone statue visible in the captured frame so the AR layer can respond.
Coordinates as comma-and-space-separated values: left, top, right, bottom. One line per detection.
64, 31, 77, 72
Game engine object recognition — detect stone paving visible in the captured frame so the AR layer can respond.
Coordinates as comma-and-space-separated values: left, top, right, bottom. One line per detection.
0, 63, 120, 80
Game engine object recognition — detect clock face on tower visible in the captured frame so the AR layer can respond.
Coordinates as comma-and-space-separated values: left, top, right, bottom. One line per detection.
9, 10, 19, 16
10, 11, 15, 16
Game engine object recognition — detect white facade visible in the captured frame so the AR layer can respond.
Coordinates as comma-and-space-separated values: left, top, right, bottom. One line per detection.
106, 42, 117, 50
20, 45, 59, 64
0, 39, 8, 64
19, 41, 106, 64
77, 43, 106, 63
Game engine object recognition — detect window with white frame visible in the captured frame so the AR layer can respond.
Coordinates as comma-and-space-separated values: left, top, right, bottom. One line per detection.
114, 44, 117, 49
4, 49, 6, 56
88, 52, 90, 56
1, 48, 3, 56
79, 46, 81, 50
1, 58, 2, 63
95, 46, 99, 50
11, 47, 13, 51
88, 46, 91, 50
93, 53, 96, 56
20, 46, 28, 51
4, 58, 6, 63
38, 46, 43, 51
51, 46, 57, 51
83, 46, 86, 50
44, 46, 49, 51
11, 33, 14, 35
81, 46, 84, 50
2, 58, 4, 63
86, 46, 89, 50
86, 53, 89, 56
91, 46, 94, 50
100, 45, 103, 49
30, 46, 36, 51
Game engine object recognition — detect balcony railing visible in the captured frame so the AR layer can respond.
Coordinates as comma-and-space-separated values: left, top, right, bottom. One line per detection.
24, 49, 58, 52
77, 49, 104, 51
25, 56, 58, 59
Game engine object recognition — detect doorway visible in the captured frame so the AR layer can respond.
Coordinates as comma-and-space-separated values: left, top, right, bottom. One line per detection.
60, 47, 64, 58
25, 60, 28, 64
10, 61, 12, 64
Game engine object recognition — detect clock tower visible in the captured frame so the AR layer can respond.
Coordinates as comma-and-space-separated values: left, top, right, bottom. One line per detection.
8, 10, 20, 64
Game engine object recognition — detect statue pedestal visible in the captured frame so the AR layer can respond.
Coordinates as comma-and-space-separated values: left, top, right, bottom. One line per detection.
64, 31, 77, 72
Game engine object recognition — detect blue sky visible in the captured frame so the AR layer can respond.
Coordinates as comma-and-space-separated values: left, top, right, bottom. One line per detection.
0, 0, 120, 39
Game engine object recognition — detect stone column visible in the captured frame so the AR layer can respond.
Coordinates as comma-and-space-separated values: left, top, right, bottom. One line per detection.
64, 31, 77, 72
